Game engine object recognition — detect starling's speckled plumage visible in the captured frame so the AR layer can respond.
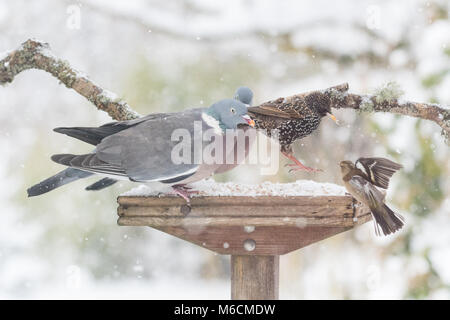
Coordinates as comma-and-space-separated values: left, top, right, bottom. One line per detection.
340, 157, 404, 236
247, 91, 333, 171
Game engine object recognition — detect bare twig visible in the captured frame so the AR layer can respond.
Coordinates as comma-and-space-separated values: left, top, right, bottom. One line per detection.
1, 40, 448, 144
0, 39, 139, 121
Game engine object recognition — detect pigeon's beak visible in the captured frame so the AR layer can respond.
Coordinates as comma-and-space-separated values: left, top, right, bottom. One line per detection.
242, 115, 255, 127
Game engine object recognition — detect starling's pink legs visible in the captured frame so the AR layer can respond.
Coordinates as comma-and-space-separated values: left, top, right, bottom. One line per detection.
171, 184, 199, 204
282, 152, 322, 173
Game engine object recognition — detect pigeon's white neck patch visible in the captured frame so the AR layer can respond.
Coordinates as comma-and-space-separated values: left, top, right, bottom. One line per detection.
202, 112, 223, 135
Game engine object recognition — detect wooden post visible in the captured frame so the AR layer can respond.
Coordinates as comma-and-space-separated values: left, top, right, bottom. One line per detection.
231, 255, 279, 300
117, 194, 371, 300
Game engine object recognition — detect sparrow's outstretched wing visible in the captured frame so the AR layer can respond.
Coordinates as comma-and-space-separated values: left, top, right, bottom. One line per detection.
355, 157, 403, 189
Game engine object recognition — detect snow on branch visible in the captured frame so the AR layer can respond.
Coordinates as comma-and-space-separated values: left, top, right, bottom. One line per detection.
0, 39, 139, 121
1, 39, 449, 144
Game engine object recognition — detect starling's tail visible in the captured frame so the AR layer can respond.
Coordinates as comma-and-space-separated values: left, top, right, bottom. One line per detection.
27, 168, 93, 197
371, 203, 404, 236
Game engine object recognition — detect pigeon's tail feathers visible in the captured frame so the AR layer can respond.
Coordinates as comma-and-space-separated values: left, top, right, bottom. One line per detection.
85, 177, 118, 191
371, 203, 404, 236
27, 168, 93, 197
51, 153, 127, 177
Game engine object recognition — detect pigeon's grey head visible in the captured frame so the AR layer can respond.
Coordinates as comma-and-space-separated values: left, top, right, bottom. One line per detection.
206, 98, 255, 131
233, 86, 253, 106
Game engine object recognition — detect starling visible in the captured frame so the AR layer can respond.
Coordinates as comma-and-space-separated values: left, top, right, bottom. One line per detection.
340, 157, 404, 236
247, 91, 337, 172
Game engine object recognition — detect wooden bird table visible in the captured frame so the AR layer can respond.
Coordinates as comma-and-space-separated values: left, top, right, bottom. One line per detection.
117, 194, 371, 300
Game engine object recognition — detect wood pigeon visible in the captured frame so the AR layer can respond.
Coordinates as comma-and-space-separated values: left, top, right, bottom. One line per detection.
27, 98, 255, 202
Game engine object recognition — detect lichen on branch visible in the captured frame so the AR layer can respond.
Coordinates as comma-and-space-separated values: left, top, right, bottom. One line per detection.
0, 39, 139, 121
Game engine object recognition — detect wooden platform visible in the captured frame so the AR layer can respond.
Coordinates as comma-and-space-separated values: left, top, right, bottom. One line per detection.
117, 194, 371, 299
117, 195, 371, 255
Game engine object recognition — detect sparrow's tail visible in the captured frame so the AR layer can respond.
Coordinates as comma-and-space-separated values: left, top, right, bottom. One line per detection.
27, 168, 93, 197
371, 203, 404, 236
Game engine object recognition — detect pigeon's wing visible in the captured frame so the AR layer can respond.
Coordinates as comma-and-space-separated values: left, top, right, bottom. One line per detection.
53, 113, 170, 146
91, 109, 205, 182
85, 177, 118, 191
355, 157, 403, 189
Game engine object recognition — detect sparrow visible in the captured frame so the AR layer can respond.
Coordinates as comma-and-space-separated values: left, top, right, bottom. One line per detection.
340, 157, 404, 236
247, 90, 337, 172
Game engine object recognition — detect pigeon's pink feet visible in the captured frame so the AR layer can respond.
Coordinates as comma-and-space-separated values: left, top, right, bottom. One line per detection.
171, 184, 199, 204
282, 152, 322, 173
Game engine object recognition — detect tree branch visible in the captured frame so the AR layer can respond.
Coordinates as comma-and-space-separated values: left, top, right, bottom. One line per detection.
259, 83, 449, 145
1, 39, 448, 144
327, 83, 450, 144
0, 39, 140, 121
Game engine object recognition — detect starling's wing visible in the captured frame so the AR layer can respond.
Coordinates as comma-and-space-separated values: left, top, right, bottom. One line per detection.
248, 104, 300, 119
348, 176, 404, 236
355, 157, 403, 189
52, 109, 205, 183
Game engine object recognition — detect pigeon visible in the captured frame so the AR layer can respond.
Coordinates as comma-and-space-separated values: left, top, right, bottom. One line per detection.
28, 99, 255, 202
27, 88, 255, 197
339, 157, 404, 236
247, 90, 337, 172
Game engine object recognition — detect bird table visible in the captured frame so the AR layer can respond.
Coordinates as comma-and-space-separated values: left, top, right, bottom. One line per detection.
117, 188, 371, 300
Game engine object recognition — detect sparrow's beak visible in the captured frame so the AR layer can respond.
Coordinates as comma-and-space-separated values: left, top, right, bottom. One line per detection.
242, 115, 255, 127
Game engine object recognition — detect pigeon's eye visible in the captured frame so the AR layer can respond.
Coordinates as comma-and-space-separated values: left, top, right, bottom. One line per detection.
230, 107, 236, 114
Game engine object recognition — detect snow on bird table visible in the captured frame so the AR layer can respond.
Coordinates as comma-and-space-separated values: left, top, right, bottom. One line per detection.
121, 179, 346, 197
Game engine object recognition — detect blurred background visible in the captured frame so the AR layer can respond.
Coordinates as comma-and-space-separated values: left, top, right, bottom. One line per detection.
0, 0, 449, 299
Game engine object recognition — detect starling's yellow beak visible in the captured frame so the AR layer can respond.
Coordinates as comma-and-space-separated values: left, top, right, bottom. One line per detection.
242, 115, 255, 127
328, 113, 339, 125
